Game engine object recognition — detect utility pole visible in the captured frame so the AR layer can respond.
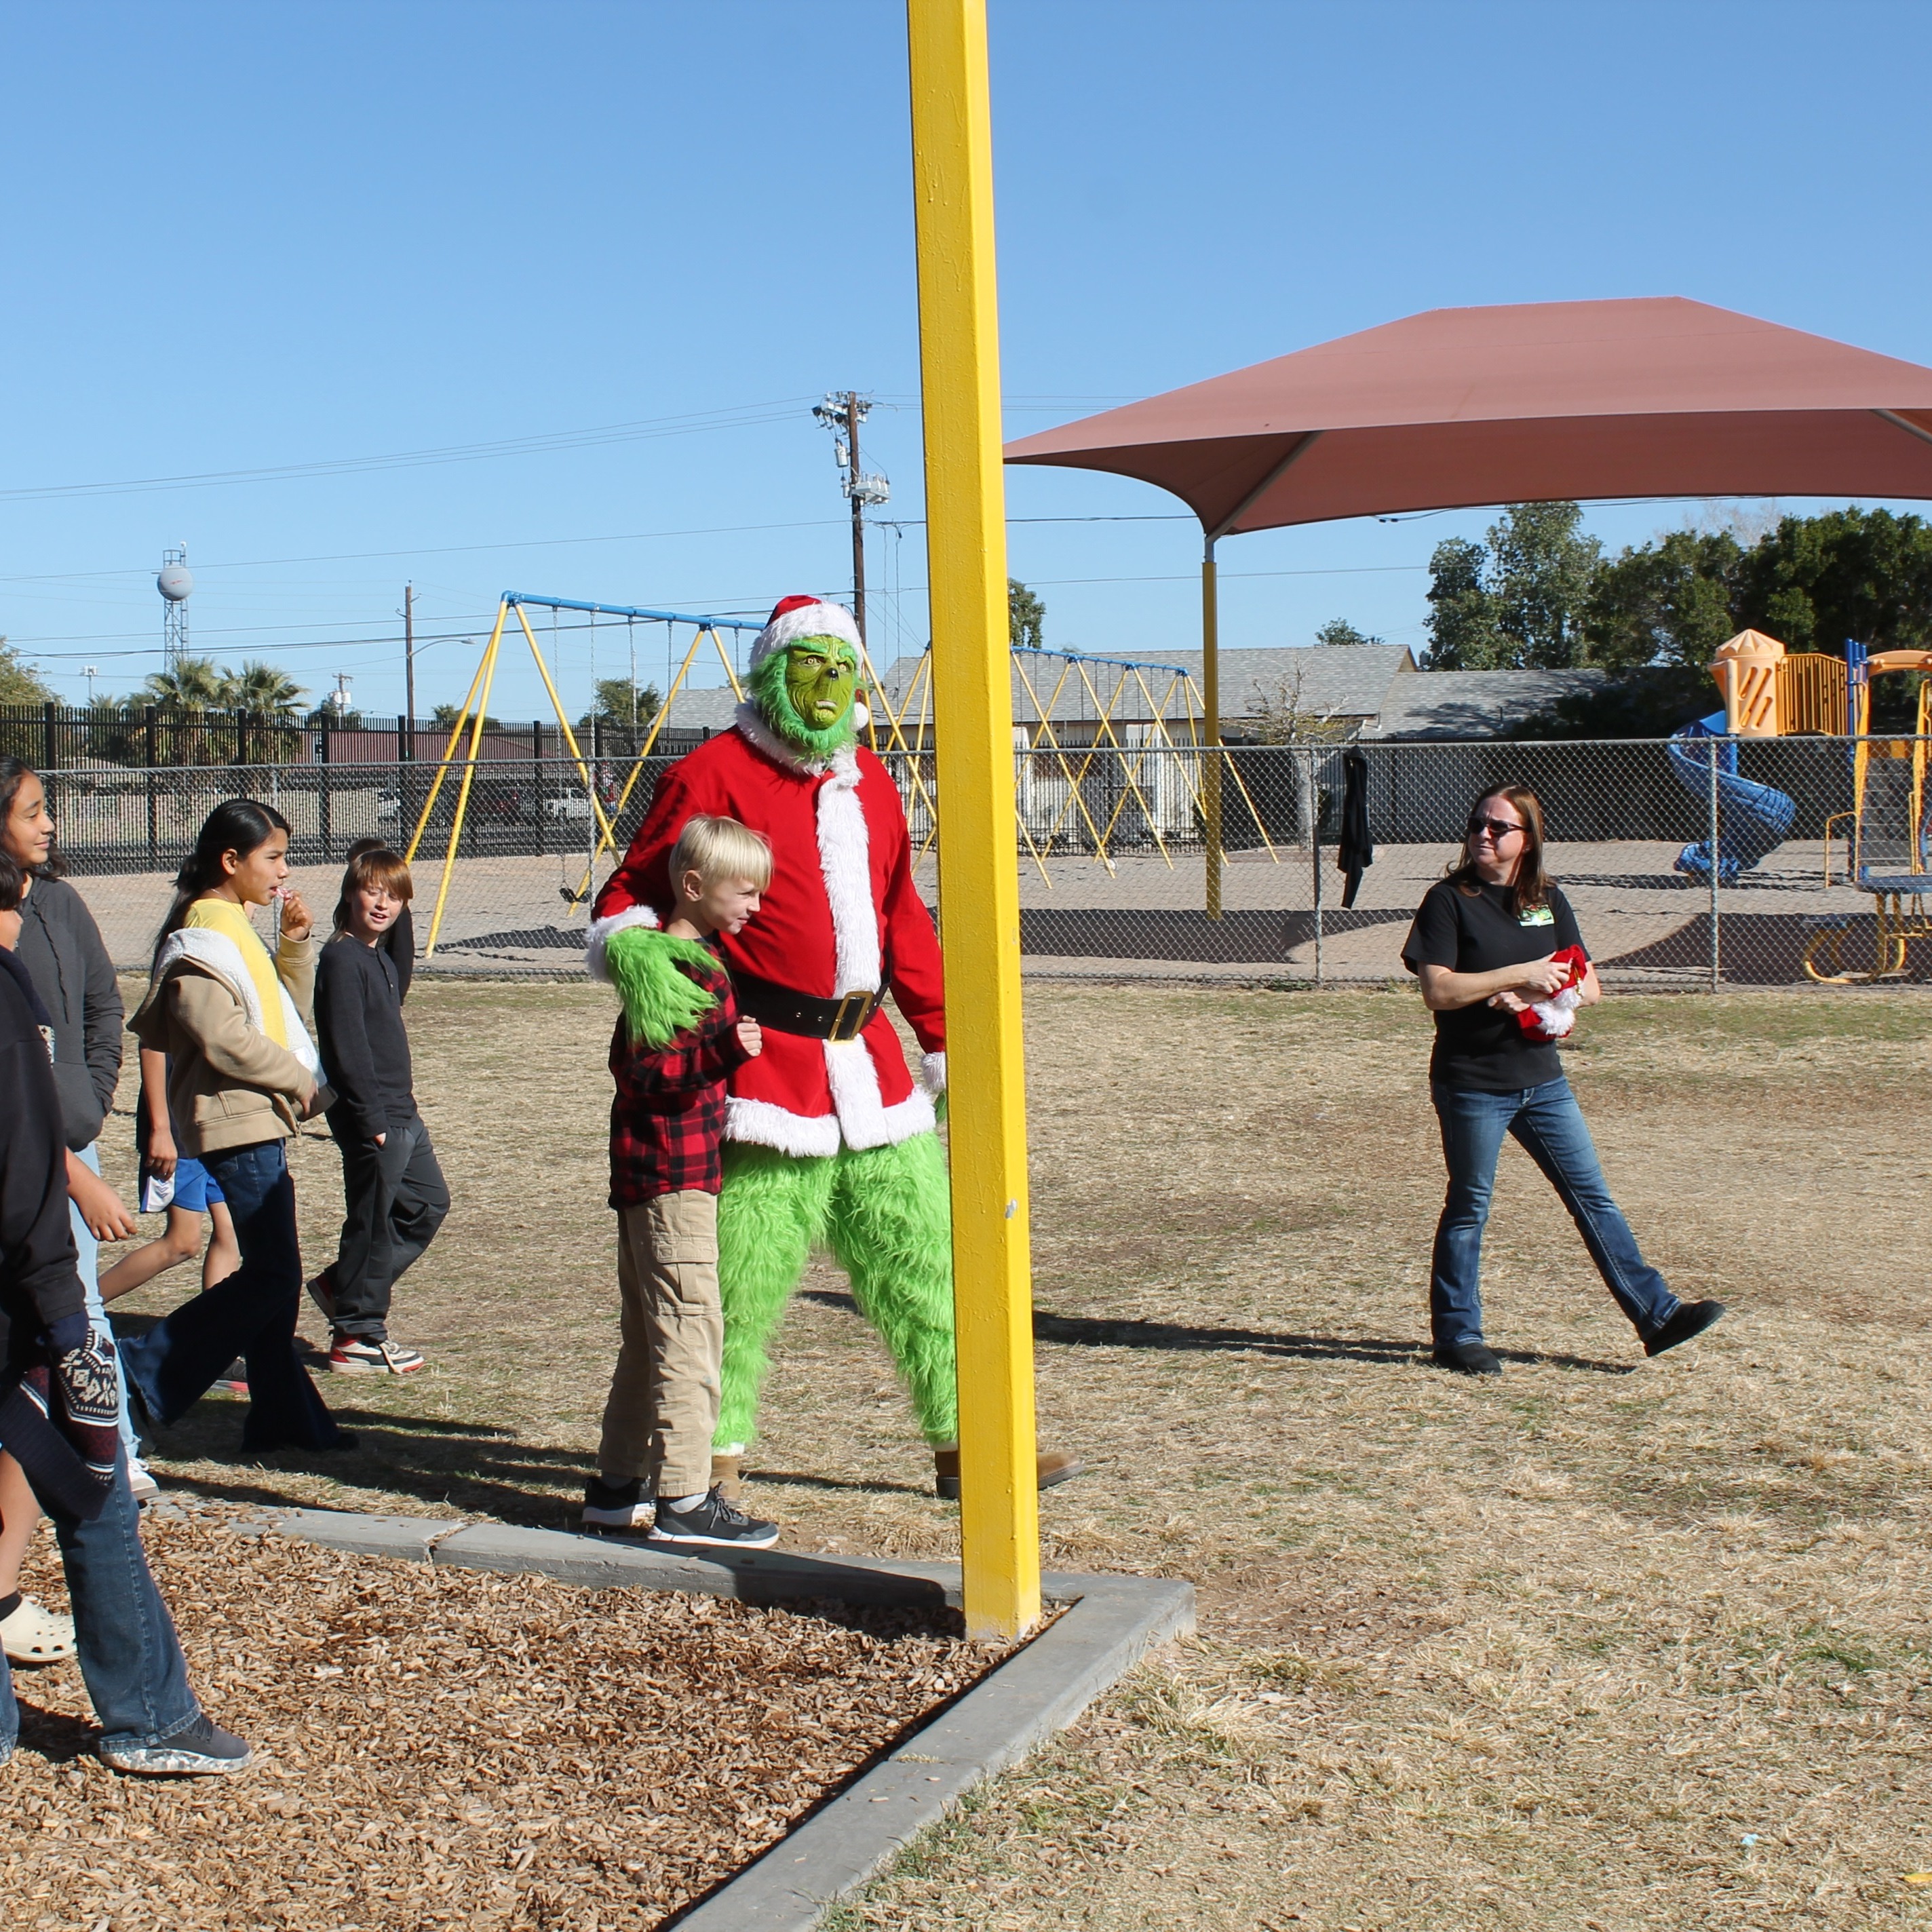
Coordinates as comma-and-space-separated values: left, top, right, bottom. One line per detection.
813, 393, 890, 644
404, 583, 416, 729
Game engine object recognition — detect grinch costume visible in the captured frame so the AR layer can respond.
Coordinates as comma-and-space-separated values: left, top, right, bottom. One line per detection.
587, 596, 1077, 1497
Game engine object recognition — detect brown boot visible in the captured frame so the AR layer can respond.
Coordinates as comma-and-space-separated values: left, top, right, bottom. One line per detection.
710, 1452, 742, 1502
932, 1446, 1086, 1501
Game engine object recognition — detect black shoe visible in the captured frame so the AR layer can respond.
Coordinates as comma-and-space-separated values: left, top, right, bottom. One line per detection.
1644, 1299, 1725, 1358
582, 1475, 653, 1532
99, 1713, 254, 1777
646, 1487, 779, 1550
1431, 1340, 1502, 1376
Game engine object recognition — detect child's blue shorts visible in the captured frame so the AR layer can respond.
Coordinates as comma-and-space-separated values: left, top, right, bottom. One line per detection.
140, 1154, 226, 1216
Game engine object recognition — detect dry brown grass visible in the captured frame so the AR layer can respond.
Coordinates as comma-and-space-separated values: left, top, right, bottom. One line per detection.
64, 978, 1932, 1925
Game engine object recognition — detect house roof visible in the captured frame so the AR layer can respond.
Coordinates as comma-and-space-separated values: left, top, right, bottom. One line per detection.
866, 643, 1418, 729
1365, 668, 1611, 740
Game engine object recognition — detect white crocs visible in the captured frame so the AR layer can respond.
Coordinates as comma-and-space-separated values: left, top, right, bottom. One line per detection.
1, 1595, 77, 1665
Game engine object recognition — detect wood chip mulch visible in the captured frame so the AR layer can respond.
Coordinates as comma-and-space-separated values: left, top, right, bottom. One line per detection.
3, 1499, 1003, 1931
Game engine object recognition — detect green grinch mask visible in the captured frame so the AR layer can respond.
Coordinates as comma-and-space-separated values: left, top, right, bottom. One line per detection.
752, 637, 860, 757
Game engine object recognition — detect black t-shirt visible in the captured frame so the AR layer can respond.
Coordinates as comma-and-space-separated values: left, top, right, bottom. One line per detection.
1401, 878, 1587, 1091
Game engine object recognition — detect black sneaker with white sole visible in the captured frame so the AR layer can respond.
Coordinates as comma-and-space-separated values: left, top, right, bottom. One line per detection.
646, 1487, 779, 1549
98, 1713, 254, 1777
582, 1475, 654, 1532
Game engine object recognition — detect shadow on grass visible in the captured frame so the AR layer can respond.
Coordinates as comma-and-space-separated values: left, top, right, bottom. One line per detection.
138, 1398, 598, 1524
800, 1288, 1634, 1376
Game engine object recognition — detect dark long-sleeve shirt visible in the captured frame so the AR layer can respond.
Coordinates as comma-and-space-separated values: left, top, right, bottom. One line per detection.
0, 949, 87, 1371
16, 875, 122, 1150
608, 951, 752, 1206
315, 932, 416, 1142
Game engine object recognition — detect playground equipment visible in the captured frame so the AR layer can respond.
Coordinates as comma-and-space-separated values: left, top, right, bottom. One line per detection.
1668, 629, 1827, 883
1807, 638, 1932, 981
878, 640, 1279, 882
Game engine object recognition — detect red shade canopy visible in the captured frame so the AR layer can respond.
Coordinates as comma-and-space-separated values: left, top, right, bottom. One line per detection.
1003, 298, 1932, 535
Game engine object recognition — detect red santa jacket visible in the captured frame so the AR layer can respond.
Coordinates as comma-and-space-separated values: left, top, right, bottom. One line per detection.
588, 705, 946, 1159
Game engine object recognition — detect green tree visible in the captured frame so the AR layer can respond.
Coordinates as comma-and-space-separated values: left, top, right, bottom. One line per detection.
142, 657, 224, 711
1008, 577, 1045, 653
1733, 507, 1932, 655
216, 660, 306, 716
0, 638, 52, 706
1585, 528, 1745, 670
583, 676, 663, 731
1424, 536, 1507, 668
1426, 504, 1602, 668
1312, 618, 1382, 647
431, 702, 501, 733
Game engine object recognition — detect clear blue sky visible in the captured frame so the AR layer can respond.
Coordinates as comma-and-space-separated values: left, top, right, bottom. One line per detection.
5, 0, 1931, 718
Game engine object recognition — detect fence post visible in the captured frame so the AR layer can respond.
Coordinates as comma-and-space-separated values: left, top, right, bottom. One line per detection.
318, 720, 332, 863
1707, 735, 1721, 992
144, 706, 159, 869
533, 720, 545, 855
41, 701, 56, 773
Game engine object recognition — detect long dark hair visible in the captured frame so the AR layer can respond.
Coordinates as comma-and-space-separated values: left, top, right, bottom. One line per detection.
1445, 784, 1548, 916
0, 757, 66, 881
151, 798, 291, 975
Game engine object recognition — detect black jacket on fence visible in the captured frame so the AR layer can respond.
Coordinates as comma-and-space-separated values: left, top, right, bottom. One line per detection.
1337, 752, 1374, 910
15, 874, 123, 1150
315, 933, 417, 1142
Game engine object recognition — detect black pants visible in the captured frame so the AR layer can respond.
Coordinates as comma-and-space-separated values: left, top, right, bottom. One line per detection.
330, 1115, 449, 1338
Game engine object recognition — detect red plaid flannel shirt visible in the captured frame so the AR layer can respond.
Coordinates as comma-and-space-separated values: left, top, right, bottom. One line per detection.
607, 949, 752, 1207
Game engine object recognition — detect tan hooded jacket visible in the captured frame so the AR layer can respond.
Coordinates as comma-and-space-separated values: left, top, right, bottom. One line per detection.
130, 933, 319, 1157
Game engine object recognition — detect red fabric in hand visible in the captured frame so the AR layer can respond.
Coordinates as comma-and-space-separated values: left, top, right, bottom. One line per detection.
1514, 944, 1589, 1041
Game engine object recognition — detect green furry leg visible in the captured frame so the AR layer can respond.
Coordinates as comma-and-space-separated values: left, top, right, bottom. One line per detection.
826, 1134, 959, 1445
714, 1143, 833, 1448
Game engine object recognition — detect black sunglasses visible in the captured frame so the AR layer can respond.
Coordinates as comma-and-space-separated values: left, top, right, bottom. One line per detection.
1467, 814, 1525, 841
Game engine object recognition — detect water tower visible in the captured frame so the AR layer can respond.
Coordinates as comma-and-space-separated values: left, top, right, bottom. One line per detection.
157, 545, 193, 672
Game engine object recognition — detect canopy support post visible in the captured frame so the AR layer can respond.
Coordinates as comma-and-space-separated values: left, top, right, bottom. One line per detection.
1201, 535, 1222, 919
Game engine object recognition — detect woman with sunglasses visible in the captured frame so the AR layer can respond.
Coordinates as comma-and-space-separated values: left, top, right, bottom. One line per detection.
1400, 786, 1724, 1375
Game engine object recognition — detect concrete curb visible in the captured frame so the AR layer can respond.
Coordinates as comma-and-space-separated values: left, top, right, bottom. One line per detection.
268, 1509, 1193, 1930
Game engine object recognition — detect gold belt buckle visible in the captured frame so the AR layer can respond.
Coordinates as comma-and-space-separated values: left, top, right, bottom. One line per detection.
829, 990, 872, 1042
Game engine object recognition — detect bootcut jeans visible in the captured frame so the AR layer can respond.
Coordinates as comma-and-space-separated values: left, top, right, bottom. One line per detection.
0, 1450, 200, 1765
118, 1138, 342, 1452
1429, 1076, 1680, 1349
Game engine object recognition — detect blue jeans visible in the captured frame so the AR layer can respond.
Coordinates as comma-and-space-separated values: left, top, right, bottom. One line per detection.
1430, 1077, 1680, 1349
71, 1142, 140, 1464
119, 1139, 342, 1453
0, 1451, 200, 1762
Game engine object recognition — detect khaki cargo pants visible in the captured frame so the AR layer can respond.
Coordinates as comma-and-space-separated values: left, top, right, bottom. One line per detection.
597, 1191, 722, 1500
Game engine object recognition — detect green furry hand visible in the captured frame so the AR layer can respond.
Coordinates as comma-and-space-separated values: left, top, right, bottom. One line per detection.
606, 924, 720, 1047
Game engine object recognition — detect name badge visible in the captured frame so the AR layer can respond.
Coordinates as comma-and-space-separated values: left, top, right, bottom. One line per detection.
1518, 906, 1555, 927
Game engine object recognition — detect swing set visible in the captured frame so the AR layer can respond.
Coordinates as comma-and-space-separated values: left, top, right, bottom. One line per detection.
404, 591, 928, 956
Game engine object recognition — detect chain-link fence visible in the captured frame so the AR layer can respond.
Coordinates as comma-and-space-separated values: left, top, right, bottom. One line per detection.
45, 737, 1932, 990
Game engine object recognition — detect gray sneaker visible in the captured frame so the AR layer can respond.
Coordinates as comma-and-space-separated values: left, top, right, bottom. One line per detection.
646, 1487, 779, 1549
99, 1713, 254, 1777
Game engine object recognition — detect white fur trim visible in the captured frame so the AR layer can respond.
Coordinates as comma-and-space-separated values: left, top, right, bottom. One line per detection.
816, 750, 880, 997
724, 1094, 843, 1158
585, 904, 660, 982
748, 600, 862, 672
820, 1038, 937, 1150
921, 1050, 946, 1096
155, 927, 320, 1077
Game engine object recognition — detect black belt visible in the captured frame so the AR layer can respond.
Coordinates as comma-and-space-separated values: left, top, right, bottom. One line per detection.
731, 967, 881, 1043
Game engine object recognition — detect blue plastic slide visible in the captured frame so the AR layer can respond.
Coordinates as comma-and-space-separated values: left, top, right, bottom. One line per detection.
1666, 712, 1798, 884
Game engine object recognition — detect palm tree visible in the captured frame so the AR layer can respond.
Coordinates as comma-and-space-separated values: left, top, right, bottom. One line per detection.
216, 660, 307, 762
141, 657, 224, 765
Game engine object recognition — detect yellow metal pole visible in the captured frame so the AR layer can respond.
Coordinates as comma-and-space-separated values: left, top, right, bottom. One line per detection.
424, 623, 504, 957
1202, 536, 1224, 919
406, 600, 507, 865
908, 0, 1041, 1640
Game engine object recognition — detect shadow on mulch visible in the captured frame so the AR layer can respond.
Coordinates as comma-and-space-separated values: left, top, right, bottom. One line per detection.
800, 1288, 1633, 1376
8, 1701, 96, 1765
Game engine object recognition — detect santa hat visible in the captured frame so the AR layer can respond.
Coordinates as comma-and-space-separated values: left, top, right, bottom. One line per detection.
749, 594, 863, 672
1515, 945, 1590, 1043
